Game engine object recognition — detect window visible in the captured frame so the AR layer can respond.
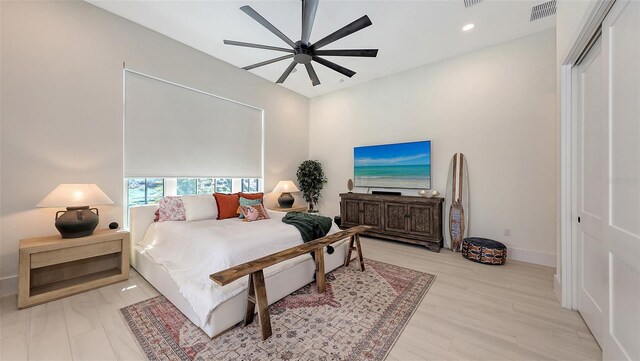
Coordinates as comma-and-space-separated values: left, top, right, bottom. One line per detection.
127, 178, 164, 207
176, 178, 230, 195
215, 179, 232, 193
126, 177, 261, 213
197, 178, 216, 194
242, 178, 260, 192
176, 178, 196, 195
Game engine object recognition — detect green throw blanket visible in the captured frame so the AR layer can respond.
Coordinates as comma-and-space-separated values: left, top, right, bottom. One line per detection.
282, 212, 333, 243
282, 212, 335, 278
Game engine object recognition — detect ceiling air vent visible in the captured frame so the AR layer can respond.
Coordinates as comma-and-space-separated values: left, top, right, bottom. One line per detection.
530, 0, 557, 21
464, 0, 483, 8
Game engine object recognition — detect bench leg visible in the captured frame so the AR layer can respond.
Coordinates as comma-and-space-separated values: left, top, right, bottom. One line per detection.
252, 270, 272, 340
313, 248, 326, 293
244, 270, 272, 340
244, 273, 256, 326
355, 234, 365, 272
344, 235, 355, 267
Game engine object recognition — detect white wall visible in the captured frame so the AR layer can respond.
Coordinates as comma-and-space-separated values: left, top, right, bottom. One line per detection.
554, 0, 599, 299
309, 29, 557, 266
0, 0, 310, 295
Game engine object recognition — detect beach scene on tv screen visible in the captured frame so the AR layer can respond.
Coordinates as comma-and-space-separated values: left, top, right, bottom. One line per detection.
354, 141, 431, 189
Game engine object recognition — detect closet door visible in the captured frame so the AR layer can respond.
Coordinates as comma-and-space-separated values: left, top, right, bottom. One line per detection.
576, 37, 607, 345
600, 1, 640, 359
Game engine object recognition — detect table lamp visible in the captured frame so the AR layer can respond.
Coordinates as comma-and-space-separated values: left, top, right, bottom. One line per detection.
272, 180, 299, 208
36, 184, 114, 238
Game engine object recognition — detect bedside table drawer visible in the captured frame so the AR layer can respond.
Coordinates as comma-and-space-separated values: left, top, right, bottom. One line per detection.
30, 239, 122, 269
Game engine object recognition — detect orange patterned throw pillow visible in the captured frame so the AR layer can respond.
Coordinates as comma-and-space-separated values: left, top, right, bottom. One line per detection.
238, 204, 270, 222
213, 193, 240, 220
237, 192, 264, 202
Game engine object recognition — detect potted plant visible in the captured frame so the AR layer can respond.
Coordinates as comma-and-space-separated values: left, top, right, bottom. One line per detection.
296, 160, 327, 213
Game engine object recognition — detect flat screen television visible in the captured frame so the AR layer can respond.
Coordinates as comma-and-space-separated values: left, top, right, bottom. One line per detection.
354, 140, 431, 189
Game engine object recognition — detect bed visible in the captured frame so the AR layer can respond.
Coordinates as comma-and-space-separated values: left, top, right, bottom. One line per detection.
129, 204, 349, 338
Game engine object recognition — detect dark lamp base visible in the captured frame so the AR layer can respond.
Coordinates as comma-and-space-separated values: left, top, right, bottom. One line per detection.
55, 206, 100, 239
277, 192, 295, 208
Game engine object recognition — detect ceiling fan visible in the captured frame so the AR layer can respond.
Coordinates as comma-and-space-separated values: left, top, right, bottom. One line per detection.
224, 0, 378, 86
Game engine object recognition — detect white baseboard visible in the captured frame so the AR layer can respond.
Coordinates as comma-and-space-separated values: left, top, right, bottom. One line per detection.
553, 273, 562, 302
508, 247, 556, 268
1, 275, 18, 297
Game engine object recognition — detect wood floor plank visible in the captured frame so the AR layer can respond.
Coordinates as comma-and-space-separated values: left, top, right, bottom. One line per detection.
1, 294, 31, 361
513, 302, 592, 332
28, 300, 72, 360
398, 323, 453, 351
516, 324, 601, 360
91, 274, 146, 361
450, 338, 513, 361
1, 294, 31, 338
1, 331, 29, 361
389, 333, 467, 361
578, 329, 598, 342
62, 290, 103, 339
424, 281, 515, 311
129, 271, 160, 298
70, 327, 117, 361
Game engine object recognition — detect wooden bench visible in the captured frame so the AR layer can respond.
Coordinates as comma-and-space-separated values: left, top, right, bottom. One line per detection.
209, 225, 370, 340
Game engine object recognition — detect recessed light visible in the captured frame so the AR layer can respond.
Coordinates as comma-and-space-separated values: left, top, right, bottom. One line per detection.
462, 23, 475, 31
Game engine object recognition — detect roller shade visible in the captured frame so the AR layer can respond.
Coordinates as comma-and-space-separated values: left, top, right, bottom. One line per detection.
124, 70, 263, 178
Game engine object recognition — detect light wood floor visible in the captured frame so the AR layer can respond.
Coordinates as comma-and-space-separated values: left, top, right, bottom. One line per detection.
1, 237, 601, 361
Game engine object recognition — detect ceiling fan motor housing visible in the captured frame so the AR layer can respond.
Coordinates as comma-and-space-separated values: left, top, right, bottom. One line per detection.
294, 42, 313, 64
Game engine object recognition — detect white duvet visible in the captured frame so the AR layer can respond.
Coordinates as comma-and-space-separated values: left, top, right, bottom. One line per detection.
138, 211, 340, 328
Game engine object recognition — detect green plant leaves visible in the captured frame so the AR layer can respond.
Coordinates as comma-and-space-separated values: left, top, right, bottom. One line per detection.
296, 160, 327, 208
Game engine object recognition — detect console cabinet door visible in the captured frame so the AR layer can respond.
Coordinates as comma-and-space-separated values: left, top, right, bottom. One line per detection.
342, 199, 361, 227
384, 203, 408, 233
361, 201, 383, 230
407, 204, 433, 237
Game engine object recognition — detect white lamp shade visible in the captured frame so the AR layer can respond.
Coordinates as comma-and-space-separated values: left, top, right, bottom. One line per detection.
36, 184, 114, 208
272, 180, 300, 193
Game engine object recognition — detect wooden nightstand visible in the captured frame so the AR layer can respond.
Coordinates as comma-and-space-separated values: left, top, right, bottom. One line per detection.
269, 205, 308, 213
18, 229, 130, 309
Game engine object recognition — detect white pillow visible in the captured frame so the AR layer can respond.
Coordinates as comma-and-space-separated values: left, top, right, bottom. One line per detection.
181, 194, 218, 222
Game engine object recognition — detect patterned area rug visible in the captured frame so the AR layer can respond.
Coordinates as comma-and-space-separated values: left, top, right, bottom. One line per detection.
121, 259, 435, 361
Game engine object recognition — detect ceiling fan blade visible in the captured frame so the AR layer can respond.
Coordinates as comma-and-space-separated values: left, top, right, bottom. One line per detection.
301, 0, 319, 45
313, 49, 378, 57
276, 61, 298, 83
304, 62, 321, 86
243, 54, 294, 70
240, 5, 297, 48
312, 56, 356, 78
311, 15, 373, 50
224, 40, 294, 53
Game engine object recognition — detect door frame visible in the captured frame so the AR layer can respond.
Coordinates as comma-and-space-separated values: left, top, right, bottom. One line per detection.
559, 0, 616, 309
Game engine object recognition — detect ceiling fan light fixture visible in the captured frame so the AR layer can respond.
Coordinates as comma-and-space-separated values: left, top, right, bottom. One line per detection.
462, 23, 475, 32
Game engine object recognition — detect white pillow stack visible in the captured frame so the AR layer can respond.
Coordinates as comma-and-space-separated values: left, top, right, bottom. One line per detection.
181, 194, 218, 222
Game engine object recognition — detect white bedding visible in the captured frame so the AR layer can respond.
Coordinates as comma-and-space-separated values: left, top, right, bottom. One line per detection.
138, 211, 339, 328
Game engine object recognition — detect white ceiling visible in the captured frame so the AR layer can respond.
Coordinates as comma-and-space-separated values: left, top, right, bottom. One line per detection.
87, 0, 555, 98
